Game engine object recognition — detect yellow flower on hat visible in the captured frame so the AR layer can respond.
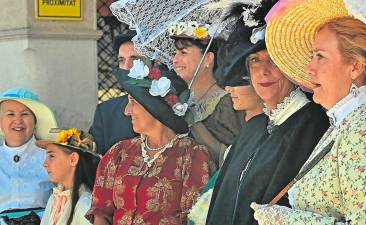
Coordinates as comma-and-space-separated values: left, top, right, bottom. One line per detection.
55, 128, 80, 145
56, 130, 69, 144
194, 27, 208, 39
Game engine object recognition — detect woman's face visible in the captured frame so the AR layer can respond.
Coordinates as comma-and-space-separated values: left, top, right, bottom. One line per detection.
248, 50, 294, 109
173, 44, 205, 83
306, 27, 354, 109
43, 144, 77, 188
225, 85, 262, 111
124, 95, 160, 134
0, 100, 35, 147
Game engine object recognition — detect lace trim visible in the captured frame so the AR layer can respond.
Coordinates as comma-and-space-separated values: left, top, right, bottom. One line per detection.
327, 85, 366, 127
263, 88, 310, 131
189, 89, 227, 125
53, 185, 72, 197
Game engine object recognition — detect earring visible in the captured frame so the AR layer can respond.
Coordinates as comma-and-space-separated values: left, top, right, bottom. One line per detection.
205, 65, 209, 68
350, 82, 359, 97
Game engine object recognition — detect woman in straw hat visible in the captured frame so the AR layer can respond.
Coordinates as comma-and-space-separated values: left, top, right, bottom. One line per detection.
37, 128, 100, 225
0, 87, 58, 224
252, 0, 366, 224
205, 1, 329, 225
170, 21, 242, 167
86, 62, 214, 225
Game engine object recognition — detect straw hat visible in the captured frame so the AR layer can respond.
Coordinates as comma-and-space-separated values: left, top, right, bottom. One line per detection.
265, 0, 350, 89
169, 21, 212, 43
0, 87, 58, 140
36, 128, 101, 159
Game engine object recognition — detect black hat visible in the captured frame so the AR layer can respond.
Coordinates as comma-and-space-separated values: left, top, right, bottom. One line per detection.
117, 63, 189, 134
214, 0, 278, 87
113, 29, 137, 52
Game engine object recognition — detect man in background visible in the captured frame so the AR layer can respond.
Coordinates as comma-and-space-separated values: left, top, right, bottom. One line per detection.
89, 30, 139, 155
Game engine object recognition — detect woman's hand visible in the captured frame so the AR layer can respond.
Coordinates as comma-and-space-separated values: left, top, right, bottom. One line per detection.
250, 202, 291, 225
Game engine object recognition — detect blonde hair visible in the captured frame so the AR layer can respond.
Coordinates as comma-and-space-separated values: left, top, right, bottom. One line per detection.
320, 17, 366, 67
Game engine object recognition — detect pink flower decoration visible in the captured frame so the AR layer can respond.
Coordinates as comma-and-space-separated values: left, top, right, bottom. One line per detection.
265, 0, 306, 22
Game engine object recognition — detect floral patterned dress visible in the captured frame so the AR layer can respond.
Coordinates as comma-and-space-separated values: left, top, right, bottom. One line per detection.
86, 136, 213, 225
286, 103, 366, 224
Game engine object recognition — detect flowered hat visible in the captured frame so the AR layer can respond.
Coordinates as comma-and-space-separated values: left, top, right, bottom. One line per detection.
0, 87, 58, 140
118, 59, 190, 134
169, 21, 213, 43
36, 128, 101, 159
213, 0, 278, 87
265, 0, 360, 89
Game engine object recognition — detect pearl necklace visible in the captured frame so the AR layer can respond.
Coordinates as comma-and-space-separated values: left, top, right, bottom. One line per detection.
140, 133, 187, 168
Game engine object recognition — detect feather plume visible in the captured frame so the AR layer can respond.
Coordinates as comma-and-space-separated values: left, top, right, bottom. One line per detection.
206, 0, 263, 21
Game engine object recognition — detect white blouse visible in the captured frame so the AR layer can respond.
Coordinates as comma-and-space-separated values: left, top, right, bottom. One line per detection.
41, 185, 92, 225
0, 136, 53, 213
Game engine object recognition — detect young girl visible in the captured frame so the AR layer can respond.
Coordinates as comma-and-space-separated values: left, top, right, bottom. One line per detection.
36, 128, 101, 225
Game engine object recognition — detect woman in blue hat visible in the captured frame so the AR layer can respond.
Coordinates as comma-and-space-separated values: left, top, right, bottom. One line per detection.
0, 87, 58, 224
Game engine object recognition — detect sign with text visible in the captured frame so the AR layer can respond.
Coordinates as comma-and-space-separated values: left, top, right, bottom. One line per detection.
36, 0, 82, 20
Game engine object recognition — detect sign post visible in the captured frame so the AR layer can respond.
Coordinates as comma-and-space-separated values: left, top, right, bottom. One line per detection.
35, 0, 82, 20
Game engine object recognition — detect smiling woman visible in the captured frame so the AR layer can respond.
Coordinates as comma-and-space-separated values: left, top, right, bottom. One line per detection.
171, 21, 242, 167
0, 87, 58, 225
205, 1, 330, 225
0, 100, 36, 147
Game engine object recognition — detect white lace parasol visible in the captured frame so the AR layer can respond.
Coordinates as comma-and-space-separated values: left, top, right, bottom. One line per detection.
110, 0, 234, 69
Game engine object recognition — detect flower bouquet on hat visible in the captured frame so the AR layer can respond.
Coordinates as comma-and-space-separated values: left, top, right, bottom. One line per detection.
119, 59, 193, 134
36, 128, 101, 159
125, 59, 192, 117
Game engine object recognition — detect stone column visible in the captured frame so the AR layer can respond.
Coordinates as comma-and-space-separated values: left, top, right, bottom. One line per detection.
0, 0, 101, 130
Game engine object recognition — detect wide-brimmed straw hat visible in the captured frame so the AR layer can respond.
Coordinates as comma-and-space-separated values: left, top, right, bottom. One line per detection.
265, 0, 350, 89
36, 128, 101, 159
118, 60, 190, 134
0, 87, 58, 140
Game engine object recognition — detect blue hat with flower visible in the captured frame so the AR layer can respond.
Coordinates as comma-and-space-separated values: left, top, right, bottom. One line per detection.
117, 60, 190, 134
0, 87, 58, 140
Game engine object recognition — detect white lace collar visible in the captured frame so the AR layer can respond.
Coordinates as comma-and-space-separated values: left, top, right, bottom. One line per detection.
327, 85, 366, 127
2, 136, 36, 154
263, 88, 310, 132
